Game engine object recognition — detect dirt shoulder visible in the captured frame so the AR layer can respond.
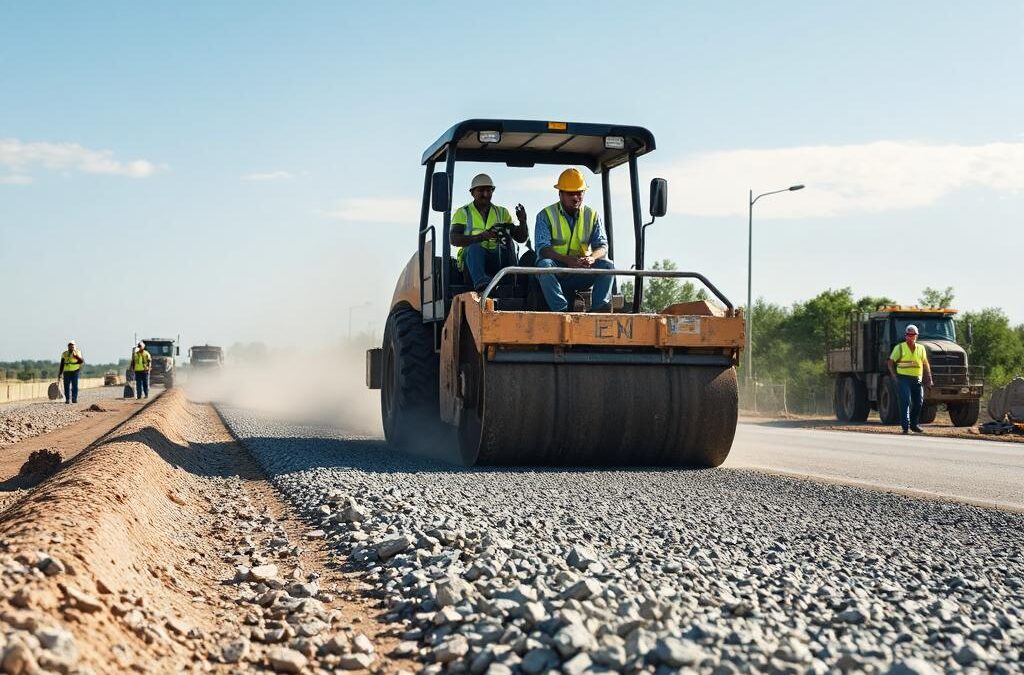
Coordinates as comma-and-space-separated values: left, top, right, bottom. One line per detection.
0, 389, 410, 674
740, 411, 1024, 443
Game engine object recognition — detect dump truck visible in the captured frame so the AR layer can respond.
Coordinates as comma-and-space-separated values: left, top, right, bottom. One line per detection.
189, 345, 224, 370
826, 306, 983, 426
366, 119, 745, 466
139, 337, 180, 388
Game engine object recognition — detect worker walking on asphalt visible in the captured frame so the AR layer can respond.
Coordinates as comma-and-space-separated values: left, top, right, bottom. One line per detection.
132, 341, 152, 399
535, 168, 615, 312
57, 340, 84, 404
887, 324, 934, 434
450, 173, 529, 291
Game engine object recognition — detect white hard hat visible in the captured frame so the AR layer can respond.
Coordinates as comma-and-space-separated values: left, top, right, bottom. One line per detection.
68, 339, 76, 345
470, 173, 495, 190
905, 324, 919, 335
137, 341, 145, 347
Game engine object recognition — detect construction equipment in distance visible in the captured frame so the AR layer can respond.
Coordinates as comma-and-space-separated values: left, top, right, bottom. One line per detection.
129, 337, 180, 389
826, 306, 983, 427
366, 119, 745, 466
189, 345, 224, 370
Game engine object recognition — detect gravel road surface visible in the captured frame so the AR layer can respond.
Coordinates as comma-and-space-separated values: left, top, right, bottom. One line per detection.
0, 386, 127, 447
218, 407, 1024, 674
727, 423, 1024, 511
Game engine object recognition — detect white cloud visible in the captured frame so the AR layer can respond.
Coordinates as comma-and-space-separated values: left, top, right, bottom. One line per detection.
321, 197, 420, 224
242, 170, 294, 182
654, 141, 1024, 219
0, 174, 32, 185
0, 138, 160, 178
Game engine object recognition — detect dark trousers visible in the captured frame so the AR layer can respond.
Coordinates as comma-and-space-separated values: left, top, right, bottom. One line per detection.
62, 371, 79, 403
135, 371, 150, 399
897, 374, 923, 431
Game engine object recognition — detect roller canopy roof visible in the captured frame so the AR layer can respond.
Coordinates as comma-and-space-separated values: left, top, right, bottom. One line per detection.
422, 119, 657, 173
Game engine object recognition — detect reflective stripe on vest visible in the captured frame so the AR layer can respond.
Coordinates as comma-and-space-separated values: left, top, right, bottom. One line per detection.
62, 351, 81, 372
546, 203, 596, 257
133, 351, 150, 372
455, 203, 509, 270
894, 342, 926, 377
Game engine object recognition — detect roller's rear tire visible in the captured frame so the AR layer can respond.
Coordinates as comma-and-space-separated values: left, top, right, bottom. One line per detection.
381, 306, 441, 452
948, 400, 980, 427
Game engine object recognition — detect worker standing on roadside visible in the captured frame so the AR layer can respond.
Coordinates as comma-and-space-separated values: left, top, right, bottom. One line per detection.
450, 173, 529, 292
56, 340, 84, 404
132, 341, 152, 400
887, 324, 933, 434
535, 168, 615, 312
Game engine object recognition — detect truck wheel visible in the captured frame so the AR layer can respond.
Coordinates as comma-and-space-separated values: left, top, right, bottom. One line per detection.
834, 376, 870, 423
878, 376, 901, 425
918, 404, 938, 424
948, 400, 980, 427
381, 306, 441, 452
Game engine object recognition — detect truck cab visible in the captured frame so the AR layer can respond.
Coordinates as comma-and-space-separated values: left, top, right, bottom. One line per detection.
141, 338, 180, 388
826, 307, 983, 426
189, 345, 224, 370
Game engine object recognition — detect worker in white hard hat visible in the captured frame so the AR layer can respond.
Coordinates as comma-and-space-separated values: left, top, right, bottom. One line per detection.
132, 341, 152, 399
534, 168, 615, 312
886, 323, 933, 434
57, 340, 84, 404
450, 173, 528, 291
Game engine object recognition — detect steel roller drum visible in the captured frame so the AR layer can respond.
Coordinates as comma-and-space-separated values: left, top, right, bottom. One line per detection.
457, 362, 738, 467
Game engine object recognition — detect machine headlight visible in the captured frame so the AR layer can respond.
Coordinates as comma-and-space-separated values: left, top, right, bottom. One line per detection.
478, 131, 501, 144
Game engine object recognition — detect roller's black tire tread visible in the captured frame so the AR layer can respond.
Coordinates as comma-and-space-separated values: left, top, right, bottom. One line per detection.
381, 306, 440, 450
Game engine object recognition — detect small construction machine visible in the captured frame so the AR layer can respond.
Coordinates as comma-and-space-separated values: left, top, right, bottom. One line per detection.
189, 345, 224, 370
826, 306, 983, 426
366, 119, 745, 466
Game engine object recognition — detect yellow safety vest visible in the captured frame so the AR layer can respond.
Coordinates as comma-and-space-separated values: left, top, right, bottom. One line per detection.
545, 203, 597, 257
452, 203, 512, 270
133, 350, 151, 372
891, 341, 927, 378
62, 350, 82, 372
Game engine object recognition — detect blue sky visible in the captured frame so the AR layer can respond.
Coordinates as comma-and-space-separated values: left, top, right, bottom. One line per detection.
2, 2, 1022, 361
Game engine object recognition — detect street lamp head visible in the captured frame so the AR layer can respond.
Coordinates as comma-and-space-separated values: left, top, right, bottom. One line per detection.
789, 184, 805, 191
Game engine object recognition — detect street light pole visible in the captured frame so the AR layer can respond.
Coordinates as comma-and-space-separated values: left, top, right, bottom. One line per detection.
746, 184, 805, 385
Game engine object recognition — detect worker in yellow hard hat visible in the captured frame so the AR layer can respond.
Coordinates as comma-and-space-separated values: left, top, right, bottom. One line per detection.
534, 168, 615, 312
450, 173, 528, 291
56, 340, 84, 404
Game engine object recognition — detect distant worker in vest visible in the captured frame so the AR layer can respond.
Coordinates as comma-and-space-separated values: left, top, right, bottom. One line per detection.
886, 324, 934, 434
57, 340, 84, 404
535, 168, 615, 312
450, 173, 529, 292
132, 341, 152, 399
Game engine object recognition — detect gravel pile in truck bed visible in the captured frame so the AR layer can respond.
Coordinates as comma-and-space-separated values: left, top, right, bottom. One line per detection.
217, 407, 1024, 674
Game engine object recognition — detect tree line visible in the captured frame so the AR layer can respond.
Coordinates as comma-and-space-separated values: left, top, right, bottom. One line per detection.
625, 261, 1024, 395
0, 360, 129, 382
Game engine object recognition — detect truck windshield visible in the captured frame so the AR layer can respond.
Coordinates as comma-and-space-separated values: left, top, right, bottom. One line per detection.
893, 318, 956, 342
147, 344, 174, 356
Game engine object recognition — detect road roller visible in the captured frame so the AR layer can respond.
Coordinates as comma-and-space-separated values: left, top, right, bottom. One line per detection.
366, 119, 745, 466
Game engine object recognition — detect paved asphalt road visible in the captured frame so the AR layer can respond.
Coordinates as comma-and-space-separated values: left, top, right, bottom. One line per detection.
726, 422, 1024, 511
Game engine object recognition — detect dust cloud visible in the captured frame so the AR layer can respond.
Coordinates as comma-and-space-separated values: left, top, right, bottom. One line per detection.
184, 342, 383, 438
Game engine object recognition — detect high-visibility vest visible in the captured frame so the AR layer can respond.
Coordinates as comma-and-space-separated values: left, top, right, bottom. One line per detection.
62, 350, 82, 372
452, 203, 512, 270
545, 203, 597, 257
891, 341, 927, 378
133, 350, 151, 372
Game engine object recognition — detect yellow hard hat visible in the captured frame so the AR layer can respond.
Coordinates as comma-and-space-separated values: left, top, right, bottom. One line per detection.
554, 168, 588, 192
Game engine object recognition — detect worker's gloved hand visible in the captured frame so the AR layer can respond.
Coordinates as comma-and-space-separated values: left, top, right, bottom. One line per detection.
478, 228, 498, 242
515, 204, 527, 225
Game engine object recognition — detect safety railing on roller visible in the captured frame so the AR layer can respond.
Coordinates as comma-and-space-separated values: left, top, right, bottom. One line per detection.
478, 266, 735, 312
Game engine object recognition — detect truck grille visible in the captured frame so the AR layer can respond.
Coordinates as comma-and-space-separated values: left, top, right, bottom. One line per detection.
929, 352, 967, 385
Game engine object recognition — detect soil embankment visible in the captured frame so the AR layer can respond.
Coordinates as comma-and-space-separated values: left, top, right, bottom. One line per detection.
0, 389, 406, 673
